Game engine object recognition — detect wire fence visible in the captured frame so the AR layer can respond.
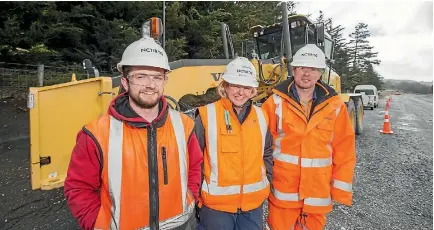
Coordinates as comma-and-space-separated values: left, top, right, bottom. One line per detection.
0, 62, 113, 100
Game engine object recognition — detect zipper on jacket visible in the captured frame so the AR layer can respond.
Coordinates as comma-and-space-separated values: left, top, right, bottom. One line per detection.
162, 146, 168, 185
148, 125, 159, 230
240, 130, 245, 210
287, 100, 308, 122
311, 103, 329, 118
238, 117, 244, 211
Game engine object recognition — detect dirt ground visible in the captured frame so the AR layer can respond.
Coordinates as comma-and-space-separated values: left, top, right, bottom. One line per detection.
0, 98, 78, 230
0, 94, 432, 230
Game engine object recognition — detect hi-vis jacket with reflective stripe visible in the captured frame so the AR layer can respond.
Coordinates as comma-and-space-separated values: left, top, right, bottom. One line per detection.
64, 93, 203, 230
261, 78, 356, 214
86, 112, 195, 229
196, 98, 272, 213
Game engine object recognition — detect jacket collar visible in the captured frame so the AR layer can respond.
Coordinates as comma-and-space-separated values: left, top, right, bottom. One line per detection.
273, 77, 338, 107
108, 92, 169, 128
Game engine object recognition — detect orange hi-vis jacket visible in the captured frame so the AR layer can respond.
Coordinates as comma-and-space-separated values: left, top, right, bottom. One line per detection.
262, 79, 356, 214
84, 109, 195, 230
197, 98, 271, 213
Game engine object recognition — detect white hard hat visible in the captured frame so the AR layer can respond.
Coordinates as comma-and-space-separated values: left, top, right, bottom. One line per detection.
222, 57, 258, 87
290, 44, 327, 69
117, 37, 170, 73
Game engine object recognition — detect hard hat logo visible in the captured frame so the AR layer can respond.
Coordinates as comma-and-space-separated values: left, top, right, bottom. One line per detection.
140, 48, 164, 56
237, 68, 254, 75
301, 52, 318, 57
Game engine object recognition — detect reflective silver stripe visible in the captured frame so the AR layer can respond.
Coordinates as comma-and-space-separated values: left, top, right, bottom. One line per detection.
272, 95, 287, 163
168, 109, 188, 212
253, 105, 267, 156
326, 143, 333, 154
138, 202, 195, 230
250, 105, 270, 190
202, 181, 240, 195
324, 108, 339, 154
273, 94, 283, 132
108, 116, 123, 229
304, 197, 331, 206
333, 179, 353, 192
272, 187, 300, 201
202, 103, 268, 195
300, 157, 332, 168
274, 153, 299, 165
327, 130, 334, 155
206, 103, 218, 184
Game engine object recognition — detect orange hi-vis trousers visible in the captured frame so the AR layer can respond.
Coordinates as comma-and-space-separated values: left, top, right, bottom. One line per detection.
267, 202, 327, 230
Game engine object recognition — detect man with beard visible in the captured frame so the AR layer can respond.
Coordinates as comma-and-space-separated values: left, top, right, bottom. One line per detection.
262, 44, 356, 229
64, 37, 203, 230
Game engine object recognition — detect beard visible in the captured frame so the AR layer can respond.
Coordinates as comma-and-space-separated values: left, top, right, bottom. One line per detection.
129, 89, 161, 109
295, 78, 317, 90
295, 82, 313, 90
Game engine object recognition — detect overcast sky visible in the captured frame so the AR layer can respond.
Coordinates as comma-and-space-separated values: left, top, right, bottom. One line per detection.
295, 1, 433, 82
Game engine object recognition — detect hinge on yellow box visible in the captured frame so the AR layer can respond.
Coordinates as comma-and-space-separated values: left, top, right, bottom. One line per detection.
40, 156, 51, 166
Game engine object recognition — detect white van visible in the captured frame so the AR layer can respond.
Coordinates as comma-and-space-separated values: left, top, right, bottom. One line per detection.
354, 85, 379, 110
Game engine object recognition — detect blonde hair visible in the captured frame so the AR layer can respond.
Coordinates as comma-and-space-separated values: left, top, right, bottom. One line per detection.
216, 80, 258, 98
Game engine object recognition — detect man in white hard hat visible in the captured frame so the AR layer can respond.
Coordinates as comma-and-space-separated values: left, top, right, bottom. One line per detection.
64, 37, 203, 230
194, 57, 273, 230
262, 44, 356, 229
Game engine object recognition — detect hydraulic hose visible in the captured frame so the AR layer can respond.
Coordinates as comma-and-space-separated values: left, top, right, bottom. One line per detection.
258, 59, 284, 86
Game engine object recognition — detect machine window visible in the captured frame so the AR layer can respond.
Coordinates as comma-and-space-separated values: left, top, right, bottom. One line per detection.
324, 38, 333, 60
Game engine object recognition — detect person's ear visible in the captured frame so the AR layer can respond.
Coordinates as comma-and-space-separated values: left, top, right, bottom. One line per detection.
121, 77, 129, 92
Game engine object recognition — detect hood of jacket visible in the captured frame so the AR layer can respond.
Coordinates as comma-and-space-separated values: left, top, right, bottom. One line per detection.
273, 77, 339, 106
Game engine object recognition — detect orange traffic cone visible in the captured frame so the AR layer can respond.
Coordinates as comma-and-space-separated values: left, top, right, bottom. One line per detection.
380, 110, 393, 134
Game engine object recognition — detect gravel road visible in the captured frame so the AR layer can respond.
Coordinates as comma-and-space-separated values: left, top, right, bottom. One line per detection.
325, 94, 433, 230
0, 94, 432, 230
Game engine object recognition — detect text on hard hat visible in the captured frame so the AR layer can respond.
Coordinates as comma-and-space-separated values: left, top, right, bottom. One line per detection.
237, 69, 254, 75
301, 52, 318, 57
141, 48, 164, 56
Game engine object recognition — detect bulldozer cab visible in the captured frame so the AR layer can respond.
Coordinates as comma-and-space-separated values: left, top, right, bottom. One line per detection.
249, 14, 336, 86
250, 15, 332, 62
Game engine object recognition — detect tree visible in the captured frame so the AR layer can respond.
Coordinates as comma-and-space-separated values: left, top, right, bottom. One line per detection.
347, 23, 380, 70
315, 12, 352, 91
346, 23, 382, 90
361, 61, 384, 90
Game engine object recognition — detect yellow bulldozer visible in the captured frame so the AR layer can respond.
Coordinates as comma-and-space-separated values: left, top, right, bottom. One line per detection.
28, 2, 364, 190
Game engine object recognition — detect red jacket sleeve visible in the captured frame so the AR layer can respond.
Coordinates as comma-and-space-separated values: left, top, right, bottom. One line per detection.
64, 130, 101, 230
187, 132, 204, 201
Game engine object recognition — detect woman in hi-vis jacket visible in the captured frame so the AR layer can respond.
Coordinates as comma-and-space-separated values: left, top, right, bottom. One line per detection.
194, 57, 273, 230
